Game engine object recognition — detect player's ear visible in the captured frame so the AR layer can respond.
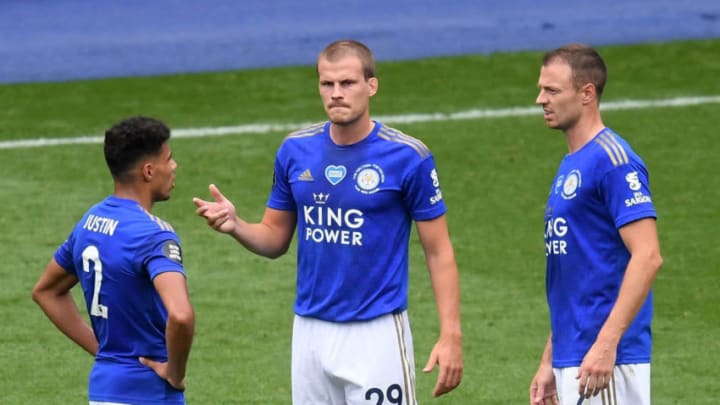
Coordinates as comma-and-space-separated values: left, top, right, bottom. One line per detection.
580, 82, 597, 105
141, 162, 154, 182
368, 77, 378, 97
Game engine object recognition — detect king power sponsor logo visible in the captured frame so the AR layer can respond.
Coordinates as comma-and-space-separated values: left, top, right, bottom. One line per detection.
303, 205, 364, 246
545, 216, 568, 256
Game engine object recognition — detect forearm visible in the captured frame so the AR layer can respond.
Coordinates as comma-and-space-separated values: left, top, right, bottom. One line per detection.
427, 255, 462, 338
227, 220, 290, 258
165, 313, 195, 382
34, 292, 98, 355
539, 333, 553, 367
597, 254, 661, 344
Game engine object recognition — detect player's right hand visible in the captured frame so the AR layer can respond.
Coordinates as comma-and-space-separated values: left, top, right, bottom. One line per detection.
193, 184, 237, 234
529, 365, 559, 405
139, 356, 186, 391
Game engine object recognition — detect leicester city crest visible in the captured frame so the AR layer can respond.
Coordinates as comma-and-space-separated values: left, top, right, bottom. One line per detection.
354, 163, 384, 194
561, 169, 581, 200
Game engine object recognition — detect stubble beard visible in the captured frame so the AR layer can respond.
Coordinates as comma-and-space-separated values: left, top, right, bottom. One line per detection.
329, 110, 362, 127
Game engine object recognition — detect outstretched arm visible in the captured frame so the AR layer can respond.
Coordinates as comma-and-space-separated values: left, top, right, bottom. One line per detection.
416, 215, 463, 397
32, 259, 98, 356
193, 184, 296, 258
577, 217, 662, 398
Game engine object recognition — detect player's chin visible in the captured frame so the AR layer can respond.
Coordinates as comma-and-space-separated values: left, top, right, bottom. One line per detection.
330, 114, 361, 127
156, 189, 173, 202
544, 119, 562, 129
328, 113, 347, 124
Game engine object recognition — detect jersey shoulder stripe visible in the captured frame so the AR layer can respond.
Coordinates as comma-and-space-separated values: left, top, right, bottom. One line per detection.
142, 210, 175, 232
376, 125, 431, 158
285, 122, 326, 140
595, 130, 629, 167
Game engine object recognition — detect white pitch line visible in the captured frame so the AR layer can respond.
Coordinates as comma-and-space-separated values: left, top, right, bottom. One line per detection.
1, 95, 719, 150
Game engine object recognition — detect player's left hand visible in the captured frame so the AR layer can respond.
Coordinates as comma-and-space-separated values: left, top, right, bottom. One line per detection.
423, 334, 463, 397
576, 341, 616, 398
139, 356, 186, 391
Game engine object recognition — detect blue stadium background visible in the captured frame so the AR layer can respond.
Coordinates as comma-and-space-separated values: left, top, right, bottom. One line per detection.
1, 0, 719, 84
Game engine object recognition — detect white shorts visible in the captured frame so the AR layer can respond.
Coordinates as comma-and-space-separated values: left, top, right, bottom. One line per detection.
292, 311, 417, 405
553, 363, 650, 405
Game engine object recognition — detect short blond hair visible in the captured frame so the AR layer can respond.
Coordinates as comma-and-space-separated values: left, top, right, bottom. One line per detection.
317, 39, 376, 79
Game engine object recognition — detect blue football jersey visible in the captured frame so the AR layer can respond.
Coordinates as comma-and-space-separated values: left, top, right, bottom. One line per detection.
268, 121, 447, 322
544, 128, 657, 368
54, 196, 186, 404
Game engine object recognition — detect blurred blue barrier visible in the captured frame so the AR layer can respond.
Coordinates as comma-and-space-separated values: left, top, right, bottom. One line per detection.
0, 0, 718, 83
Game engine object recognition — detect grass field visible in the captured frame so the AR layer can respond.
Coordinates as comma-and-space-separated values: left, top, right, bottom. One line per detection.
1, 39, 719, 404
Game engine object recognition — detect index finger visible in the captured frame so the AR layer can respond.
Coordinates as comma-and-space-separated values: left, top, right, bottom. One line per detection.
433, 371, 459, 397
577, 370, 590, 397
192, 197, 209, 208
433, 381, 450, 397
195, 203, 210, 216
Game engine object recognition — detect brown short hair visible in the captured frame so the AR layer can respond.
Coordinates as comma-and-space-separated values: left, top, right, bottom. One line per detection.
543, 43, 607, 98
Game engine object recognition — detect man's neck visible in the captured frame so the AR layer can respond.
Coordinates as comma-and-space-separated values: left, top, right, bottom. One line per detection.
329, 118, 374, 146
114, 185, 153, 212
565, 115, 605, 154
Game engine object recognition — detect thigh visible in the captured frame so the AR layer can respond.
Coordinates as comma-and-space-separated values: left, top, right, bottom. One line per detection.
554, 364, 650, 405
292, 315, 345, 404
292, 312, 417, 405
612, 364, 650, 405
342, 312, 416, 405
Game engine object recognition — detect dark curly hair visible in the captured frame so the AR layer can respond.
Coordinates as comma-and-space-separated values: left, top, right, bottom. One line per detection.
103, 116, 170, 181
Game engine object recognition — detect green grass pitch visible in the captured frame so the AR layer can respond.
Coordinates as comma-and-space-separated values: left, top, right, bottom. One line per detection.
0, 39, 718, 404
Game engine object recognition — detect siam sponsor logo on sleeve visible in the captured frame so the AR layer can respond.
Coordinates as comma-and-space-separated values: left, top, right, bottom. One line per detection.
624, 171, 652, 207
625, 192, 652, 207
430, 168, 440, 187
625, 171, 642, 191
430, 188, 443, 205
429, 168, 443, 204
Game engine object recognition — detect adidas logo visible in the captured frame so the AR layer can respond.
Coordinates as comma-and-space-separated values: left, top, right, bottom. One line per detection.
298, 169, 314, 181
313, 193, 329, 204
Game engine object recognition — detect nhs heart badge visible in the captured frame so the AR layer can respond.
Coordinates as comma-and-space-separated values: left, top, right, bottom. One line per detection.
324, 165, 347, 185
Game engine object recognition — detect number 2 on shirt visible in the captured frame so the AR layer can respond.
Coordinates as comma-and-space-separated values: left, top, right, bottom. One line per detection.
82, 245, 108, 319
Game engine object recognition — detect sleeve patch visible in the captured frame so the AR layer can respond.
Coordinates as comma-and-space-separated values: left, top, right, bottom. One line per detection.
162, 240, 183, 264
